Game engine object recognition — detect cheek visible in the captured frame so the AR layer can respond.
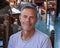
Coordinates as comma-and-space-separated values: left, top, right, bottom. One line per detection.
20, 19, 23, 24
19, 17, 23, 23
31, 20, 36, 25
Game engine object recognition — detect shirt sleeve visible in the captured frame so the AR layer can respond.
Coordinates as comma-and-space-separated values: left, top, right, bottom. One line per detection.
42, 38, 52, 48
8, 36, 14, 48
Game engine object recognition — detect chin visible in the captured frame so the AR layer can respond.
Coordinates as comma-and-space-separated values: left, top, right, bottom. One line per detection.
23, 27, 35, 31
23, 28, 31, 31
24, 28, 31, 31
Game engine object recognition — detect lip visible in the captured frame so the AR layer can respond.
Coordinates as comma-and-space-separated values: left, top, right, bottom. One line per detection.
24, 22, 31, 27
24, 23, 31, 26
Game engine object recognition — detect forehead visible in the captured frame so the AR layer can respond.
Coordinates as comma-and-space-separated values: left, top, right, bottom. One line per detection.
21, 8, 37, 15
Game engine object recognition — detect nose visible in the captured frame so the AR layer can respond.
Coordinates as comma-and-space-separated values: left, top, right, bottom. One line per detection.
26, 17, 30, 22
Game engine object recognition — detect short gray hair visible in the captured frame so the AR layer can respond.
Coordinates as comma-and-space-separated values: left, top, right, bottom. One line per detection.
21, 3, 37, 12
20, 3, 38, 18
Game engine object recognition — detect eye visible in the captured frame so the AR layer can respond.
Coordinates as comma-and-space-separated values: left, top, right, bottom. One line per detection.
30, 16, 36, 19
23, 15, 27, 18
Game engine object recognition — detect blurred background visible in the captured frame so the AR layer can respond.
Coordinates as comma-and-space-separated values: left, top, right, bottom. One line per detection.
0, 0, 60, 48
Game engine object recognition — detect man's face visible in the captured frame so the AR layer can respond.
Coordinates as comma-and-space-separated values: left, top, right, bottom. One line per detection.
19, 8, 38, 31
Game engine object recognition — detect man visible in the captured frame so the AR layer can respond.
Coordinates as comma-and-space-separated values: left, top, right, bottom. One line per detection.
8, 5, 52, 48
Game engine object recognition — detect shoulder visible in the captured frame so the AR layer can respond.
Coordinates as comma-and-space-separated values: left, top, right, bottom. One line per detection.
10, 31, 21, 39
35, 29, 51, 45
35, 29, 49, 40
36, 30, 52, 48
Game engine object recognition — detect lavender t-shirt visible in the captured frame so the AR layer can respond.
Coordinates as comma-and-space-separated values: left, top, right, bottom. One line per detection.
8, 29, 52, 48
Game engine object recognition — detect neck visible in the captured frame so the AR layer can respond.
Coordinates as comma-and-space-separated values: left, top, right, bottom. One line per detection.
21, 28, 35, 41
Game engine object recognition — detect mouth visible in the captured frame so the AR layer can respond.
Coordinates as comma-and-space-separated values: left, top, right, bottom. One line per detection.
24, 22, 31, 27
25, 23, 31, 26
